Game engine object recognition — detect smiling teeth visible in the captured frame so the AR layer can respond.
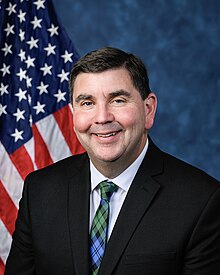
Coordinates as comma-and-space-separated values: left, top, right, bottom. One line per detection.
96, 132, 117, 137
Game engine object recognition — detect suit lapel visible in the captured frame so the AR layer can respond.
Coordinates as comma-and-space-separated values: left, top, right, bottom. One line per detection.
98, 139, 164, 275
67, 154, 91, 275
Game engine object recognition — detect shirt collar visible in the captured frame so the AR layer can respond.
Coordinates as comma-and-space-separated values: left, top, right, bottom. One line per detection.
90, 138, 149, 192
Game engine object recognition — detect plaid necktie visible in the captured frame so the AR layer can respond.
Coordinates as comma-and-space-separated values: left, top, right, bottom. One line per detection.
90, 180, 118, 275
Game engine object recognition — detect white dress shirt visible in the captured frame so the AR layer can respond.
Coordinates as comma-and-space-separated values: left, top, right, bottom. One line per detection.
90, 138, 149, 240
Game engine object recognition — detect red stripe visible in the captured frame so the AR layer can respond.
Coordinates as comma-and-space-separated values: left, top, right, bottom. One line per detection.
0, 257, 5, 275
32, 124, 53, 169
0, 181, 18, 235
10, 146, 34, 180
53, 105, 85, 155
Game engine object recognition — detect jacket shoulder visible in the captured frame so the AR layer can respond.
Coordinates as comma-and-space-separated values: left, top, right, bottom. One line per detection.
25, 152, 89, 189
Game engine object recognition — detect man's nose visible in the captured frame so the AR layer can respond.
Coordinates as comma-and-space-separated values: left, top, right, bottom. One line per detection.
95, 104, 114, 124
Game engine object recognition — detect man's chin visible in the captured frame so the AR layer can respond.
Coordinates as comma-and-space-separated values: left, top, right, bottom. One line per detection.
90, 153, 121, 164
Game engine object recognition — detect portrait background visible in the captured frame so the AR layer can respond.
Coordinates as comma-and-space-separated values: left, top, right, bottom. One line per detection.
53, 0, 220, 180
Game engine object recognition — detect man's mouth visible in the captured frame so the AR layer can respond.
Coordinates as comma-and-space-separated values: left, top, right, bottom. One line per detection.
94, 130, 121, 138
95, 131, 118, 138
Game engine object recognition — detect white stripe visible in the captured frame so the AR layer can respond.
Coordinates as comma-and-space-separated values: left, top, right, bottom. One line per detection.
0, 219, 12, 264
24, 137, 38, 171
68, 103, 73, 113
0, 142, 23, 208
35, 114, 72, 162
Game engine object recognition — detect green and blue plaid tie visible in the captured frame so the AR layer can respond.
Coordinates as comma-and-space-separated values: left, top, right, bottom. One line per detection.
90, 180, 118, 275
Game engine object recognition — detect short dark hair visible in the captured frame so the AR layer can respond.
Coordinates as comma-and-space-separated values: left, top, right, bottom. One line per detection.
69, 47, 151, 102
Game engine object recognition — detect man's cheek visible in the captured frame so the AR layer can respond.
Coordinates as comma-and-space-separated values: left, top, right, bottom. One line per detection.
73, 114, 90, 132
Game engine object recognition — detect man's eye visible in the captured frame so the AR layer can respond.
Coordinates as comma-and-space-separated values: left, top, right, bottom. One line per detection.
81, 101, 93, 107
112, 98, 126, 104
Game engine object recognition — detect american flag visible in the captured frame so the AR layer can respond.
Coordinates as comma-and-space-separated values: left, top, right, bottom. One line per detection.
0, 0, 84, 272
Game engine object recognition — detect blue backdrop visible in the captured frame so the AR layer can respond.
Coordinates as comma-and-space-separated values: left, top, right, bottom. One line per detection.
53, 0, 220, 180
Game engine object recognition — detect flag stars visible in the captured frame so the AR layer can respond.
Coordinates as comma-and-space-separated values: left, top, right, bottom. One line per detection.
25, 55, 35, 68
6, 3, 17, 15
31, 16, 42, 29
34, 0, 45, 10
1, 43, 13, 56
4, 23, 15, 36
57, 69, 69, 82
19, 29, 25, 41
44, 43, 56, 56
0, 104, 7, 116
33, 101, 46, 115
17, 9, 26, 23
0, 83, 9, 96
47, 24, 59, 37
29, 115, 33, 126
13, 108, 25, 122
26, 75, 32, 88
37, 81, 49, 95
18, 49, 26, 61
40, 63, 52, 76
0, 64, 10, 76
54, 89, 66, 103
16, 68, 27, 81
15, 88, 27, 102
26, 36, 39, 50
11, 128, 24, 142
28, 95, 32, 104
61, 50, 73, 63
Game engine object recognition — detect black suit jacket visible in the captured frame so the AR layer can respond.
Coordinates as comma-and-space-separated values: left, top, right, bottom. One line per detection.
5, 139, 220, 275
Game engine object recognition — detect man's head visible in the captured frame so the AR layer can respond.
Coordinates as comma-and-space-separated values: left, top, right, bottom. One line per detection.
69, 47, 151, 103
70, 47, 157, 178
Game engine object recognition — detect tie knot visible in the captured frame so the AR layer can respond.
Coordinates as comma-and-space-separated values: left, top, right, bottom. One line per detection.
99, 180, 118, 201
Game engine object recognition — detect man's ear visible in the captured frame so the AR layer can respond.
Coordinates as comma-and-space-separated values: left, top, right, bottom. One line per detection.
144, 92, 157, 130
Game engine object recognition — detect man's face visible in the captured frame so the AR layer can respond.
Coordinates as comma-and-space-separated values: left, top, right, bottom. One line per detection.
72, 68, 156, 170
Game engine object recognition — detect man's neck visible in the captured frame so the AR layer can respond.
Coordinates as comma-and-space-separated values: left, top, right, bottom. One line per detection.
90, 139, 149, 179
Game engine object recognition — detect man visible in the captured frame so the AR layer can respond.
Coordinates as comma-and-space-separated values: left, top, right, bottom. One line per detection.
5, 47, 220, 274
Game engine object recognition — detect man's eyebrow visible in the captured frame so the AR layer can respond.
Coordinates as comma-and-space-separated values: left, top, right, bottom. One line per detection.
74, 90, 131, 103
108, 90, 131, 98
74, 94, 94, 103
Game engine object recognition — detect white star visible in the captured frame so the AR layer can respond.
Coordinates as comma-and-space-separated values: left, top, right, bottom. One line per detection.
29, 115, 33, 126
0, 83, 9, 95
54, 89, 66, 103
15, 88, 27, 102
13, 108, 25, 122
19, 29, 25, 41
4, 23, 15, 36
34, 0, 45, 10
1, 43, 12, 56
31, 16, 42, 29
11, 128, 24, 142
61, 50, 73, 63
47, 24, 59, 37
0, 64, 10, 76
44, 43, 56, 56
28, 94, 32, 104
26, 75, 32, 88
18, 49, 26, 61
37, 81, 49, 95
33, 101, 46, 115
17, 9, 26, 23
40, 63, 52, 76
0, 104, 7, 116
16, 68, 27, 81
26, 36, 39, 50
6, 3, 17, 15
57, 69, 69, 83
25, 55, 35, 68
